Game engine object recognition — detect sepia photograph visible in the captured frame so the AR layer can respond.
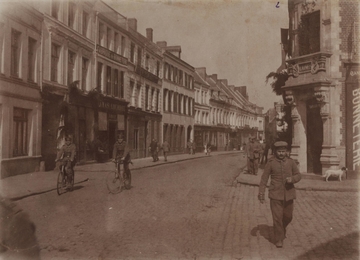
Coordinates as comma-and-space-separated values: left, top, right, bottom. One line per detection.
0, 0, 359, 259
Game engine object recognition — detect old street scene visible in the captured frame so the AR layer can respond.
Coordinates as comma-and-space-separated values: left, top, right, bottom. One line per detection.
0, 0, 359, 260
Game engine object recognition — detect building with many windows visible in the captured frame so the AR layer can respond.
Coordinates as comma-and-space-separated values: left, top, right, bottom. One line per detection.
126, 24, 162, 159
282, 0, 359, 176
0, 3, 43, 178
194, 67, 264, 152
159, 41, 195, 154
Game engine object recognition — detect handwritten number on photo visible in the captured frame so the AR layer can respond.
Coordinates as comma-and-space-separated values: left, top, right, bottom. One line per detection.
276, 2, 280, 8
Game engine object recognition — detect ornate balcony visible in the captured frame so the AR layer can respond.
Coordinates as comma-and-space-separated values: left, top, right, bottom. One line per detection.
287, 52, 331, 78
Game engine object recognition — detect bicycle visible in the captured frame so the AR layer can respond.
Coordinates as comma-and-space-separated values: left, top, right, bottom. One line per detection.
56, 158, 75, 195
106, 153, 132, 194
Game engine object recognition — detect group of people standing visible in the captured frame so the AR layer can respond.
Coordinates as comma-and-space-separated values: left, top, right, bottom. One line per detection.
149, 139, 170, 162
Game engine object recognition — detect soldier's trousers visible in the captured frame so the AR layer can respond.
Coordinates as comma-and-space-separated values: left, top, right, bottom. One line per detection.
247, 158, 259, 174
270, 199, 294, 243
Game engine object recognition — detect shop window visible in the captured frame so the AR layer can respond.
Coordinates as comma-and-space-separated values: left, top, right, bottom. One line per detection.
51, 43, 60, 82
28, 37, 36, 82
68, 50, 76, 85
68, 1, 76, 29
13, 108, 28, 157
298, 11, 320, 56
11, 29, 21, 78
82, 11, 89, 37
81, 57, 89, 90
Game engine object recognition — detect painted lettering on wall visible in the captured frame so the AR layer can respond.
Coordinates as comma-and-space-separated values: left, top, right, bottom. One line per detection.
353, 88, 360, 169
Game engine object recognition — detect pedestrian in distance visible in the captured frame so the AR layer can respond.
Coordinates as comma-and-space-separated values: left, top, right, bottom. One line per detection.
258, 141, 301, 248
150, 139, 159, 162
187, 139, 195, 155
192, 140, 196, 155
245, 135, 261, 175
161, 139, 170, 162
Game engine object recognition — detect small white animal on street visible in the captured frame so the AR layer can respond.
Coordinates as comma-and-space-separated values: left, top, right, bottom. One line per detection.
323, 167, 347, 182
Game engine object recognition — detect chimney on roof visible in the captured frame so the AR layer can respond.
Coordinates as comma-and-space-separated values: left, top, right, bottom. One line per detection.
146, 28, 153, 42
210, 74, 217, 81
156, 41, 167, 48
219, 79, 228, 86
196, 67, 207, 78
128, 18, 137, 31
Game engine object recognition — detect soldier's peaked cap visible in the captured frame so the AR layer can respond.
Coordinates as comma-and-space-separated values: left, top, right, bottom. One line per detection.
274, 141, 288, 148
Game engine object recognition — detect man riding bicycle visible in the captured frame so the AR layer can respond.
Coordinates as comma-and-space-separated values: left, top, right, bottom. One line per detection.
55, 136, 76, 188
112, 133, 130, 183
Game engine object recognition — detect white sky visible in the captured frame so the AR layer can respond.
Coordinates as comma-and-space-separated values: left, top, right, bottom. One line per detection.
105, 0, 289, 111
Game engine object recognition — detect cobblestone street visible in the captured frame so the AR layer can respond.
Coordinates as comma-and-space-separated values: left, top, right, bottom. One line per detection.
15, 154, 359, 260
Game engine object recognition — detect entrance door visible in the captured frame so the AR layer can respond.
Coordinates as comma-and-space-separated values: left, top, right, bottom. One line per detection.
108, 121, 117, 159
307, 98, 323, 174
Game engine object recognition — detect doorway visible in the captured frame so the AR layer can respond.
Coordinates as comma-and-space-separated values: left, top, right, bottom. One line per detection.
306, 98, 323, 174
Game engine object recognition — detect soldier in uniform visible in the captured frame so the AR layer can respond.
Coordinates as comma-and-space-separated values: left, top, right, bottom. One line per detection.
55, 135, 76, 187
258, 141, 301, 248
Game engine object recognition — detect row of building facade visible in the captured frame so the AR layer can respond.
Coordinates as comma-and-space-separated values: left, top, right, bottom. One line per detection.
0, 0, 263, 178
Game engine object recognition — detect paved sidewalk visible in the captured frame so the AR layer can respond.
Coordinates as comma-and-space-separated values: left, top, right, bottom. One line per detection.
0, 150, 358, 201
236, 167, 360, 192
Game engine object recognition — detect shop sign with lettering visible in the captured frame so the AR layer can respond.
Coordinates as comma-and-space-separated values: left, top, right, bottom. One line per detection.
99, 100, 125, 113
347, 84, 360, 174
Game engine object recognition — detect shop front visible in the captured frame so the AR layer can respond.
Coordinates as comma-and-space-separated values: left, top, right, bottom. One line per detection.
127, 108, 162, 159
96, 97, 128, 161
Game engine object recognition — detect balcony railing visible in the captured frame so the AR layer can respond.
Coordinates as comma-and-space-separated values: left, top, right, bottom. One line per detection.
135, 65, 160, 84
96, 45, 127, 66
287, 52, 332, 78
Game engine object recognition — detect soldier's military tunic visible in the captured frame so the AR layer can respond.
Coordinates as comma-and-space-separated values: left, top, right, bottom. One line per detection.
259, 156, 301, 243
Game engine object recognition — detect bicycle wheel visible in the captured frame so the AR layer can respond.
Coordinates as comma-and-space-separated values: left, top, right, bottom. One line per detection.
106, 171, 122, 194
57, 172, 66, 195
124, 168, 131, 190
68, 172, 74, 191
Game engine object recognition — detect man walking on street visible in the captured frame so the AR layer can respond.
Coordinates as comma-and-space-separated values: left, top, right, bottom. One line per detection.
187, 139, 195, 155
161, 139, 170, 162
246, 135, 261, 175
150, 139, 159, 162
258, 141, 301, 248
